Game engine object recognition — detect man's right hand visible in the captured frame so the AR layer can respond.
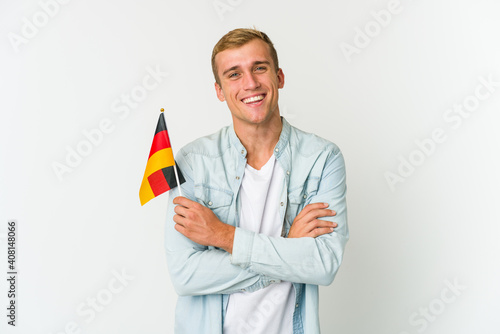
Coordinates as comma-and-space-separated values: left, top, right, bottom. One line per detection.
287, 203, 337, 238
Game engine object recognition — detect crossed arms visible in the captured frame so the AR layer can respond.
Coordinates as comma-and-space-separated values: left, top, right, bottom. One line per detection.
173, 199, 337, 254
164, 150, 348, 296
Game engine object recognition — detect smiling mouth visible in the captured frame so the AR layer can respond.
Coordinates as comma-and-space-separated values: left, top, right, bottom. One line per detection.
242, 94, 265, 104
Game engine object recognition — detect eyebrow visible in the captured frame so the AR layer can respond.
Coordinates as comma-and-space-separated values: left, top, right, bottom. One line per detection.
222, 60, 272, 76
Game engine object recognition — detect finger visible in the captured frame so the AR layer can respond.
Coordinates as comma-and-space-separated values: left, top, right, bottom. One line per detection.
295, 206, 325, 225
173, 196, 195, 208
310, 227, 335, 238
295, 202, 329, 221
315, 209, 336, 217
173, 214, 187, 226
300, 209, 336, 225
298, 219, 336, 236
310, 219, 338, 229
174, 205, 189, 217
174, 222, 188, 236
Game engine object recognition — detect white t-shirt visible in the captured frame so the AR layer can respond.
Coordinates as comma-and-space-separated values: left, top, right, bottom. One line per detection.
223, 156, 295, 334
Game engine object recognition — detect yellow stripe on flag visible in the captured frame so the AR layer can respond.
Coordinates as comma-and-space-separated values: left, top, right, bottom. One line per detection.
145, 147, 175, 176
139, 148, 175, 205
139, 179, 154, 205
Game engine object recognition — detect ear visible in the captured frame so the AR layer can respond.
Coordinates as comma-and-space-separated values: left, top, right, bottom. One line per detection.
215, 82, 225, 102
277, 68, 285, 89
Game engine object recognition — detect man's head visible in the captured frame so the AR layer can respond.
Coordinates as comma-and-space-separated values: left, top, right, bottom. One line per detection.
211, 28, 284, 129
211, 28, 279, 86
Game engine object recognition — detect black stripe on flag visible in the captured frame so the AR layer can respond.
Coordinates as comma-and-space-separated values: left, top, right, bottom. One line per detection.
155, 113, 168, 135
162, 164, 186, 188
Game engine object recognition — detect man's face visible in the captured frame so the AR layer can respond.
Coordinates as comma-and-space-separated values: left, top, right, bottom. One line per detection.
214, 39, 284, 128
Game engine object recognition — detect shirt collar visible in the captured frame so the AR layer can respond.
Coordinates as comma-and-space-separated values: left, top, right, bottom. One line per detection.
228, 117, 291, 159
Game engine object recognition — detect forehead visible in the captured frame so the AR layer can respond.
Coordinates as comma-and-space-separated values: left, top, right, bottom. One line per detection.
215, 39, 273, 72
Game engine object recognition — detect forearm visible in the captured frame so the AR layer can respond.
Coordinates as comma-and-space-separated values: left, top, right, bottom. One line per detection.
165, 187, 273, 296
231, 227, 347, 285
165, 242, 265, 296
197, 219, 235, 254
231, 148, 349, 285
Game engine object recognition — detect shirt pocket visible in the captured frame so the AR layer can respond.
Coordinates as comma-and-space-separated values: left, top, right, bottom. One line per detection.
285, 177, 321, 228
194, 185, 233, 223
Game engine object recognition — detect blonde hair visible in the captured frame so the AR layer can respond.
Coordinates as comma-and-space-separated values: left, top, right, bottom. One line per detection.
211, 28, 279, 85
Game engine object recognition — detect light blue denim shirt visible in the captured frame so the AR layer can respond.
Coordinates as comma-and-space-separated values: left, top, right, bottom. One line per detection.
165, 118, 349, 334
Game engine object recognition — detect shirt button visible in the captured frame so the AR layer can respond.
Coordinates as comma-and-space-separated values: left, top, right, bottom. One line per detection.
280, 202, 284, 206
241, 289, 246, 292
275, 148, 279, 152
303, 194, 307, 199
286, 171, 290, 175
241, 150, 245, 154
208, 201, 213, 206
236, 176, 240, 180
295, 303, 299, 308
270, 280, 275, 283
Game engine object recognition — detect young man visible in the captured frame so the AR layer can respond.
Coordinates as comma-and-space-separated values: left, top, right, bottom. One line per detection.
165, 28, 349, 334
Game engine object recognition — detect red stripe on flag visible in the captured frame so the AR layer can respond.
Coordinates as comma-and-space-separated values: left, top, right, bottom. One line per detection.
148, 130, 172, 158
148, 169, 172, 196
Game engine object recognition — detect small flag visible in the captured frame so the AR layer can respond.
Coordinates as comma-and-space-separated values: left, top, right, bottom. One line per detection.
139, 111, 185, 206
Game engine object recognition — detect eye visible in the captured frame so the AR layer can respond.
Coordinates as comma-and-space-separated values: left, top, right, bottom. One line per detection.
228, 72, 239, 78
255, 66, 267, 72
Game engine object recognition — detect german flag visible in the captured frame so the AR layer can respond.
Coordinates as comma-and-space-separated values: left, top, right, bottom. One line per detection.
139, 112, 185, 206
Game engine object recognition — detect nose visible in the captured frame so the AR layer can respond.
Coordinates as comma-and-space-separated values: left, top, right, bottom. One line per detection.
243, 72, 260, 90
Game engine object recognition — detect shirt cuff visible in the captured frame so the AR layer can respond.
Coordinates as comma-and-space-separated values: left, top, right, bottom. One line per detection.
230, 227, 255, 269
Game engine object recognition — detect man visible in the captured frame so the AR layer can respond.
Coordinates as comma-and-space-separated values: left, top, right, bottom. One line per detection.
165, 28, 348, 333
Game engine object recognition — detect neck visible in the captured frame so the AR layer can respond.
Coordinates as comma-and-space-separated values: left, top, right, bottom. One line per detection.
234, 114, 282, 170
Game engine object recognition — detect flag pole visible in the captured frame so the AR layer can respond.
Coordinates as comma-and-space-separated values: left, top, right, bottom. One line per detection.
161, 108, 184, 197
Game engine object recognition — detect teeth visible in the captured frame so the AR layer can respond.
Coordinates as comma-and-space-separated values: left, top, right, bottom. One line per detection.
242, 95, 264, 104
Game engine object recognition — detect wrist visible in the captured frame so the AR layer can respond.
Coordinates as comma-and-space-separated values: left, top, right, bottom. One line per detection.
216, 224, 235, 254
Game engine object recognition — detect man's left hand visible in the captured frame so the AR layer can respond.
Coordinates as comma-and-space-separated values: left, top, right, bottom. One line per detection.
173, 196, 235, 253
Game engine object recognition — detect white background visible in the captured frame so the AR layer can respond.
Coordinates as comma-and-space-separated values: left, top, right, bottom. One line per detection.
1, 0, 499, 333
